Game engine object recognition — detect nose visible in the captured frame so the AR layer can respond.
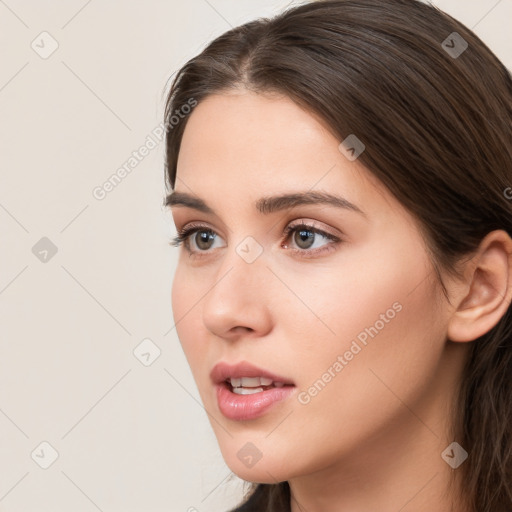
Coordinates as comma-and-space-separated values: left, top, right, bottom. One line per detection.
201, 245, 273, 341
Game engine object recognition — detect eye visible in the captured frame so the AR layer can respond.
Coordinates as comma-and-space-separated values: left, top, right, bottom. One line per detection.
171, 223, 225, 253
282, 221, 341, 257
170, 220, 341, 258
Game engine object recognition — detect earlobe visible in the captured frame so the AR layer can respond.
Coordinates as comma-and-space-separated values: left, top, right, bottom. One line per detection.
447, 230, 512, 343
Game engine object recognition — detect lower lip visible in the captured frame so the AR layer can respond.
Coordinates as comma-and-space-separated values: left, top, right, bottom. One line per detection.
215, 382, 295, 421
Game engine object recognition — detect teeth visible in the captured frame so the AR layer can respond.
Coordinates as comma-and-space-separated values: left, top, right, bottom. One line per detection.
233, 387, 264, 395
228, 376, 285, 389
241, 377, 263, 387
230, 377, 242, 388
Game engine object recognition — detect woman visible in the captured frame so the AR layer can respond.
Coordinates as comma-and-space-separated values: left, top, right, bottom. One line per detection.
163, 0, 512, 510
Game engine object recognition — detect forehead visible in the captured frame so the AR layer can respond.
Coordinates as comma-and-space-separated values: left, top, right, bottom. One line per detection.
178, 91, 363, 189
179, 91, 329, 169
175, 90, 409, 225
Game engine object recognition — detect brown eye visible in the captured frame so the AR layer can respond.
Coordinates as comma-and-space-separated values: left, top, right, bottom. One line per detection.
171, 224, 226, 254
193, 230, 216, 251
293, 228, 316, 249
283, 222, 340, 255
171, 221, 341, 259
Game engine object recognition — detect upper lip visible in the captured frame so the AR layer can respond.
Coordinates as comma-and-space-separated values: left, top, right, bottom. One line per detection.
210, 361, 295, 385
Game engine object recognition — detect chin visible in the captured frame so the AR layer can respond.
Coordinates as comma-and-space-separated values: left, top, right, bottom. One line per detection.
218, 441, 295, 483
228, 463, 288, 484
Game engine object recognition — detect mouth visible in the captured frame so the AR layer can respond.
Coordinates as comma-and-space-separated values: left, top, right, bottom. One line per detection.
225, 376, 290, 395
211, 361, 296, 421
210, 360, 295, 386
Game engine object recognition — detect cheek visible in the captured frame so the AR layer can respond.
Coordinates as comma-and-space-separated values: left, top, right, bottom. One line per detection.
171, 265, 204, 364
274, 244, 444, 457
275, 233, 434, 359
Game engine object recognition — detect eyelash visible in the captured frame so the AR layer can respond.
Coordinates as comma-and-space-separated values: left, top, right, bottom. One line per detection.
170, 221, 341, 258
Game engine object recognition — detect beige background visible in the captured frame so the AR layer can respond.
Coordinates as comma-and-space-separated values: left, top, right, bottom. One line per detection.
0, 0, 510, 511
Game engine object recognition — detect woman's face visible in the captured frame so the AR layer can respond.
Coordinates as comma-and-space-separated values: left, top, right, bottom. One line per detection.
169, 90, 461, 483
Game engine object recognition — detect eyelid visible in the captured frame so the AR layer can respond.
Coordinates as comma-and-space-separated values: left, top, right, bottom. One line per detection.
285, 219, 341, 240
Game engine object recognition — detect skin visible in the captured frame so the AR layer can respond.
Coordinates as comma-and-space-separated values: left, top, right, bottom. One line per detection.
169, 89, 512, 512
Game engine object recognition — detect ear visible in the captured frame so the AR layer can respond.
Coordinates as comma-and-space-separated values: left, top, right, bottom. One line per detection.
447, 230, 512, 343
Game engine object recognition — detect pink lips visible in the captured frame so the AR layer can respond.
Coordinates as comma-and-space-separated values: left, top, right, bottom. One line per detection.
210, 361, 295, 385
211, 361, 296, 421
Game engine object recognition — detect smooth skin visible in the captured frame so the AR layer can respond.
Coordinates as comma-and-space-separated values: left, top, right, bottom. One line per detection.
169, 89, 512, 512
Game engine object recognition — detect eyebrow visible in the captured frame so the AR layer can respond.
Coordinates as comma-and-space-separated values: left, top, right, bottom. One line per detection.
165, 190, 366, 217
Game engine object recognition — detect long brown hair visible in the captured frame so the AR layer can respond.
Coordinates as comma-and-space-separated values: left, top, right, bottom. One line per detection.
163, 1, 512, 510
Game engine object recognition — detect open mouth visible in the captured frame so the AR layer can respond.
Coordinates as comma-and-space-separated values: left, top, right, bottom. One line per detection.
224, 377, 293, 395
215, 374, 296, 421
211, 361, 296, 419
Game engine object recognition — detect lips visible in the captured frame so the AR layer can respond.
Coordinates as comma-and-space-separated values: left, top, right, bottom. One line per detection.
210, 360, 295, 387
211, 361, 296, 421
